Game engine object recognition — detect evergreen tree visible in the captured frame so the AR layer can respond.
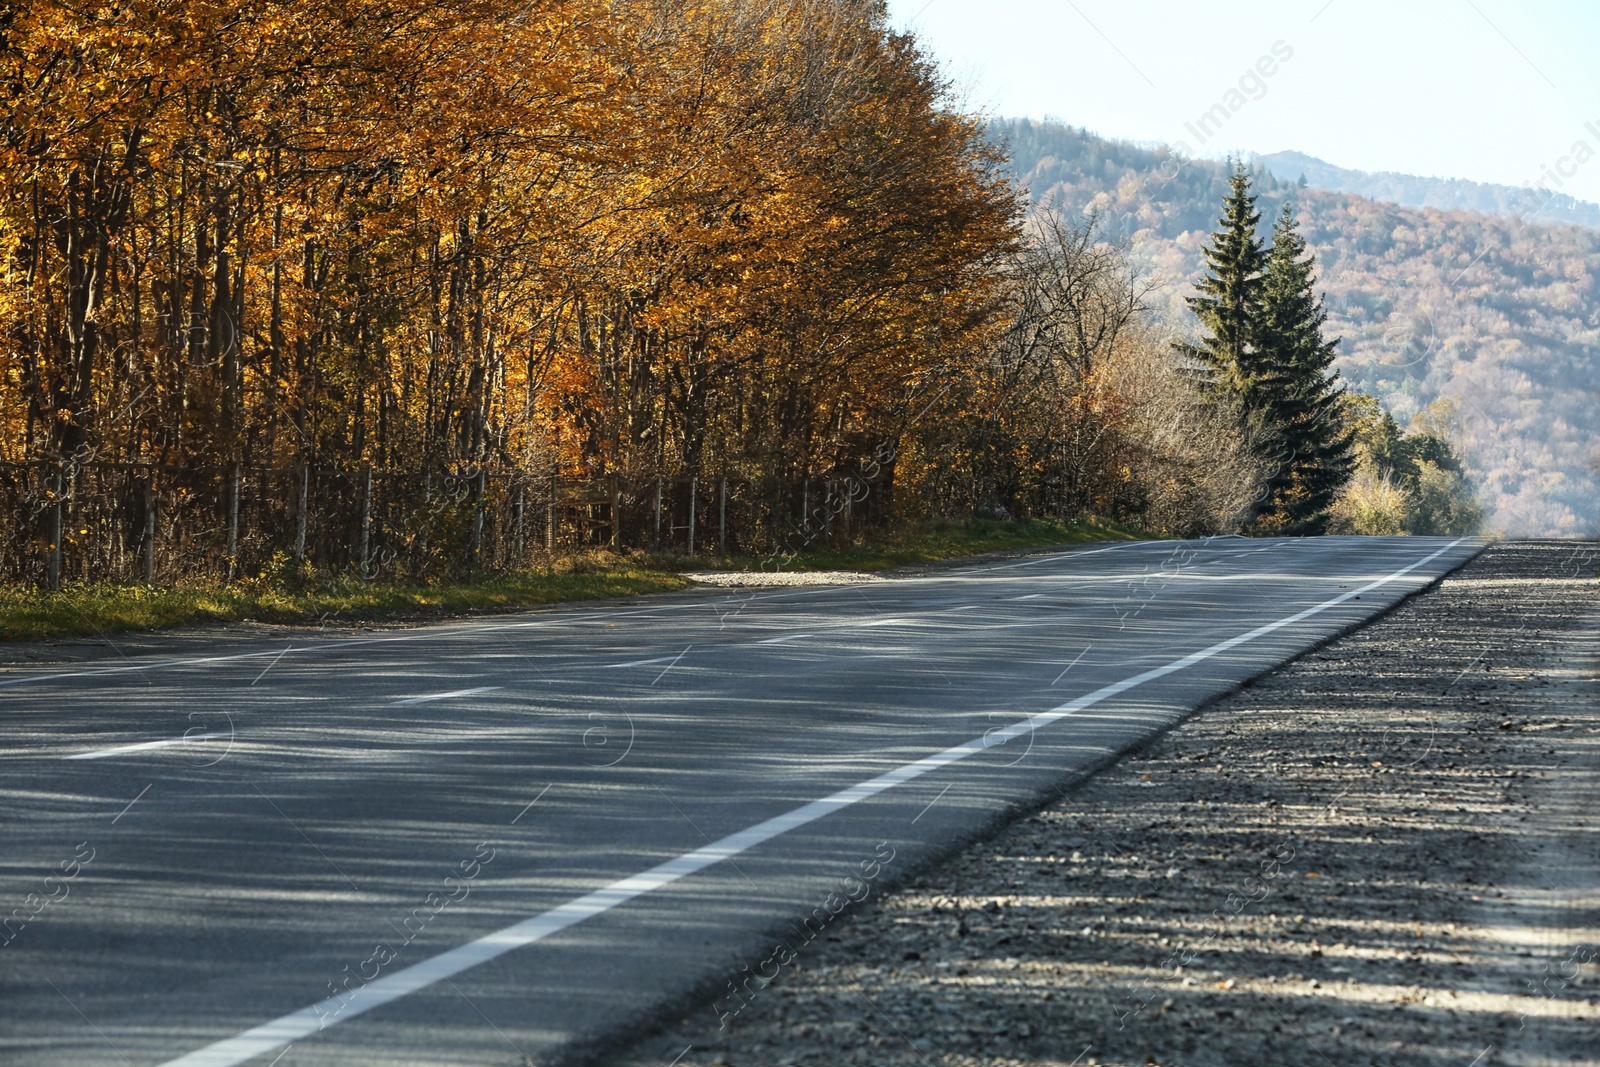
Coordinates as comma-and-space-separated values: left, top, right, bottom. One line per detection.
1179, 162, 1272, 411
1254, 201, 1355, 534
1177, 163, 1289, 523
1179, 170, 1354, 534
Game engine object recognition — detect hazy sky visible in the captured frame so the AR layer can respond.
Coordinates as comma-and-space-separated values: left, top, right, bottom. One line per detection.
885, 0, 1600, 204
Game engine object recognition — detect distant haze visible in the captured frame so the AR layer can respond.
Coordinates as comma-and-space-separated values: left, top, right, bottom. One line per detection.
889, 0, 1600, 205
1255, 150, 1600, 233
994, 118, 1600, 538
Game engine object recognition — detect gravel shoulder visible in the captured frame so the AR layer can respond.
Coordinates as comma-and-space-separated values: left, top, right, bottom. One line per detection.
620, 540, 1600, 1067
687, 570, 888, 586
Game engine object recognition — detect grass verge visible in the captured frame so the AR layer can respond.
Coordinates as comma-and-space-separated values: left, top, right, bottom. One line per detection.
0, 560, 690, 643
0, 517, 1146, 643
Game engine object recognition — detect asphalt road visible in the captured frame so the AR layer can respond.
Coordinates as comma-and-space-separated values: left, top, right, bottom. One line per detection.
0, 535, 1481, 1067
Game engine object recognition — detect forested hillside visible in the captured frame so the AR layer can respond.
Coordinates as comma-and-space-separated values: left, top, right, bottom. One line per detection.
1255, 149, 1600, 233
997, 118, 1600, 537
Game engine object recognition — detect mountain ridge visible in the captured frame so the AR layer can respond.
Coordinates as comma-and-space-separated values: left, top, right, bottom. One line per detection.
1252, 149, 1600, 233
989, 117, 1600, 538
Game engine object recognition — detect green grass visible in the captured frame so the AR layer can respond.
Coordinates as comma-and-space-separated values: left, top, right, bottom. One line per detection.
666, 515, 1147, 573
0, 559, 691, 643
0, 517, 1146, 643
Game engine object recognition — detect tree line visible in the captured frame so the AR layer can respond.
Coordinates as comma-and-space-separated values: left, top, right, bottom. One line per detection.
2, 1, 1013, 485
0, 2, 1425, 586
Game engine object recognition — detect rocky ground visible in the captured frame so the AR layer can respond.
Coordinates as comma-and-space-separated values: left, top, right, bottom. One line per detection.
619, 540, 1600, 1067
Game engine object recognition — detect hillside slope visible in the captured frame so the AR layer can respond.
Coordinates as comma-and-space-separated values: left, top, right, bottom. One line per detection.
1254, 148, 1600, 233
993, 119, 1599, 536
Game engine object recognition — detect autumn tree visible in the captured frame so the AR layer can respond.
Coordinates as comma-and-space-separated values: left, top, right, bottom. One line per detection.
0, 0, 1025, 580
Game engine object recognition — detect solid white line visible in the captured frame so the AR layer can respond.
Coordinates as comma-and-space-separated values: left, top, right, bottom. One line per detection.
998, 572, 1420, 584
64, 733, 227, 761
155, 538, 1468, 1067
392, 686, 501, 706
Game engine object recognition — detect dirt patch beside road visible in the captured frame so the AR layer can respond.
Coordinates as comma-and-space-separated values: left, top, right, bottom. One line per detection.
622, 541, 1600, 1067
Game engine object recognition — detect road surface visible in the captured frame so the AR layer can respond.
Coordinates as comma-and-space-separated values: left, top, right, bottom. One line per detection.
0, 535, 1480, 1066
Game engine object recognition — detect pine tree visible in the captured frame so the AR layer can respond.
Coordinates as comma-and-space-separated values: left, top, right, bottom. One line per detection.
1254, 201, 1355, 534
1180, 162, 1271, 412
1177, 163, 1293, 525
1180, 170, 1354, 534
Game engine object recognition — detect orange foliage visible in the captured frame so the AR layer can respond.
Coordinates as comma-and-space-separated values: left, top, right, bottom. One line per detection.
0, 0, 1019, 495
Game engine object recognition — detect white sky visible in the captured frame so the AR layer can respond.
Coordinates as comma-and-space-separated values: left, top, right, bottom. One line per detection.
886, 0, 1600, 204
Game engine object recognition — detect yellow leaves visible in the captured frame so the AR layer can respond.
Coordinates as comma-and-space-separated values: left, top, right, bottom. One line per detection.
0, 0, 1014, 492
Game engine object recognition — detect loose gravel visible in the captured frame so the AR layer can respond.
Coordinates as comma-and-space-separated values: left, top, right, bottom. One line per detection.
688, 571, 888, 587
620, 540, 1600, 1067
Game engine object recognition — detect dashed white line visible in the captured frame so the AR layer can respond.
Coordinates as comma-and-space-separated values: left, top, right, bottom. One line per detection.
757, 633, 815, 644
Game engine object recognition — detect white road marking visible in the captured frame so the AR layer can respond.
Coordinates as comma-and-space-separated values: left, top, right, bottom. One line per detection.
855, 617, 909, 627
64, 733, 228, 761
392, 687, 501, 706
155, 538, 1469, 1067
757, 633, 815, 644
1013, 593, 1044, 600
945, 605, 979, 612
